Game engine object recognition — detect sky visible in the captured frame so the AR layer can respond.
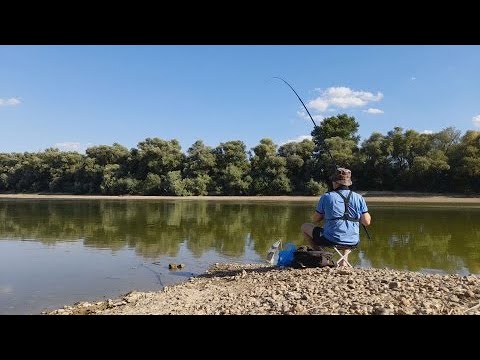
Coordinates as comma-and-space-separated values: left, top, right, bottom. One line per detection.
1, 45, 479, 154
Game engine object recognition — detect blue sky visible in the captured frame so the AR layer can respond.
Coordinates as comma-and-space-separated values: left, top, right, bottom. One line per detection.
1, 45, 479, 154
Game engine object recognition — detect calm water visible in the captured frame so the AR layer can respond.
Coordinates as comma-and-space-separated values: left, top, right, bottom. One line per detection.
1, 199, 479, 314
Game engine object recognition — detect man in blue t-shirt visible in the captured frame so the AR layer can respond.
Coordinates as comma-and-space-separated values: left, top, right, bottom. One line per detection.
301, 168, 371, 264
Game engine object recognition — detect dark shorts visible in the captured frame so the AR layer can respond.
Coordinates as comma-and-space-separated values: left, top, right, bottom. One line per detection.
312, 227, 358, 248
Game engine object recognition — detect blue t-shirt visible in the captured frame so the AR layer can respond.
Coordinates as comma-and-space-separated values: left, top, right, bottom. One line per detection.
315, 189, 368, 246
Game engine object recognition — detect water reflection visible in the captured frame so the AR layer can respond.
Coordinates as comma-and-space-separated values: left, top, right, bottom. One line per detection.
366, 206, 480, 274
1, 200, 480, 274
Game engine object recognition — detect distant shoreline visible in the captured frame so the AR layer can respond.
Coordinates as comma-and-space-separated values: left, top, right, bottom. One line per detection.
1, 193, 480, 203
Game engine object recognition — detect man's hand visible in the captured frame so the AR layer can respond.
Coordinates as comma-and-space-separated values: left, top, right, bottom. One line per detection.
360, 212, 371, 226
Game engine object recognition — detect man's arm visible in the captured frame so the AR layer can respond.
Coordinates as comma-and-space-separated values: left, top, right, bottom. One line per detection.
360, 212, 371, 226
312, 211, 324, 223
359, 195, 371, 226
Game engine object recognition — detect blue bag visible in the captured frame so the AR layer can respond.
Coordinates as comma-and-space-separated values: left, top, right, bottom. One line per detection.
277, 243, 297, 267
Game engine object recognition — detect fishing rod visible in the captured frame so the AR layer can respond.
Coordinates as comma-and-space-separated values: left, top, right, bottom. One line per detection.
273, 77, 337, 169
274, 76, 371, 240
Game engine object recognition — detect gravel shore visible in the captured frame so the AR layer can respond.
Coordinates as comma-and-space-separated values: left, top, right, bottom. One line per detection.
44, 263, 480, 315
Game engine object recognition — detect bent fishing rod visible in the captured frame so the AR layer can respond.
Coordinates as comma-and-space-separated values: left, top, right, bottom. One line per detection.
274, 76, 371, 240
273, 77, 337, 169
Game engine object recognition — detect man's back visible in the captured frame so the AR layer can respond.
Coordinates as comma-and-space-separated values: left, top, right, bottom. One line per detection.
316, 189, 368, 246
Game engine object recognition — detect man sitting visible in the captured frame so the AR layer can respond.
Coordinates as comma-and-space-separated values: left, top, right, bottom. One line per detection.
300, 168, 371, 267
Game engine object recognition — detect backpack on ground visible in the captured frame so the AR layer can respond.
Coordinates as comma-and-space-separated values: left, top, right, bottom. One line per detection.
291, 245, 335, 269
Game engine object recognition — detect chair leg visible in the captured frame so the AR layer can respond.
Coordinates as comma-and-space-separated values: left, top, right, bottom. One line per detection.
321, 246, 354, 268
335, 248, 352, 268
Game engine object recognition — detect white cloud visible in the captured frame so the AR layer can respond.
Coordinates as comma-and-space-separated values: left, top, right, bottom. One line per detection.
307, 98, 329, 112
280, 135, 312, 146
53, 142, 93, 153
472, 115, 480, 128
411, 76, 416, 80
0, 97, 21, 106
363, 108, 384, 114
307, 87, 383, 112
297, 86, 384, 124
296, 110, 324, 124
422, 130, 434, 134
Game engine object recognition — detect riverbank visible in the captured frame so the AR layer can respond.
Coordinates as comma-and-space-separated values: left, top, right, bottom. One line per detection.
43, 263, 480, 315
2, 193, 480, 203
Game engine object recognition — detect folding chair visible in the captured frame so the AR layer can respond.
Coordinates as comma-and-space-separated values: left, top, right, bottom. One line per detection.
320, 244, 356, 268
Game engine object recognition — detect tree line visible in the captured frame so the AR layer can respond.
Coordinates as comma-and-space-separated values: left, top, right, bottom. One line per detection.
1, 114, 479, 195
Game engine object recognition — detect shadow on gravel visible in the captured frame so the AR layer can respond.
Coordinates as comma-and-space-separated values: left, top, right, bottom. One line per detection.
196, 265, 282, 279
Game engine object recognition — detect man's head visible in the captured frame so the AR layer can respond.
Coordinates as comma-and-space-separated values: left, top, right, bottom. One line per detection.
330, 167, 352, 186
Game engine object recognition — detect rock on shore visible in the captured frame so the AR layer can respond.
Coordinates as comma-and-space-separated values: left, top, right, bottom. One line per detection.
44, 263, 480, 315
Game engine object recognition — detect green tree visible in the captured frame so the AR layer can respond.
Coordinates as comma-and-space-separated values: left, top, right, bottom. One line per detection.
184, 140, 216, 178
212, 141, 251, 195
431, 127, 461, 153
85, 143, 129, 167
41, 149, 84, 193
450, 130, 480, 193
278, 138, 316, 194
305, 179, 328, 195
358, 132, 389, 190
311, 114, 360, 184
140, 173, 163, 195
410, 150, 450, 192
250, 138, 291, 195
311, 113, 360, 145
164, 170, 189, 196
75, 157, 103, 194
136, 138, 185, 180
183, 140, 215, 195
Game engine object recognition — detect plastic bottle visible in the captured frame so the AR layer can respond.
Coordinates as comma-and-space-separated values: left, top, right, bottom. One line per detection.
277, 243, 297, 267
266, 240, 281, 265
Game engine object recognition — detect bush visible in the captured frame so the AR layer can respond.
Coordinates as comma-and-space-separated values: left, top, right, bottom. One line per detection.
305, 179, 327, 196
